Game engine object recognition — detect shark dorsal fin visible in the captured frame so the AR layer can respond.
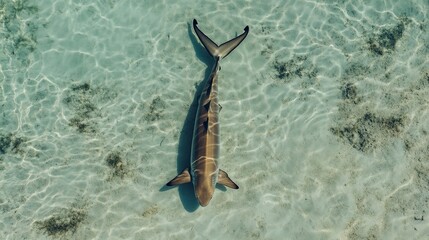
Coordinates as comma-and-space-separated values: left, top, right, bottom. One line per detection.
203, 99, 211, 112
217, 169, 239, 189
203, 119, 209, 131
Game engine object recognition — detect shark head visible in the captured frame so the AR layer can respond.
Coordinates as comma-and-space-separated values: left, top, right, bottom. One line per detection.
194, 175, 216, 207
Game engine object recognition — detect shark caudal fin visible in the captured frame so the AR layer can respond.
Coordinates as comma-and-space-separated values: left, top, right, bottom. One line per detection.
217, 169, 239, 189
193, 19, 249, 60
166, 168, 191, 186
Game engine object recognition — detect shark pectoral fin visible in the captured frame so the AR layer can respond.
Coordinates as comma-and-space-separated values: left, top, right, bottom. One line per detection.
218, 169, 239, 189
166, 168, 191, 186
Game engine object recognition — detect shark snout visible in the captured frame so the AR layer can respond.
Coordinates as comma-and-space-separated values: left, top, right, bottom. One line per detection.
195, 188, 214, 207
196, 194, 212, 207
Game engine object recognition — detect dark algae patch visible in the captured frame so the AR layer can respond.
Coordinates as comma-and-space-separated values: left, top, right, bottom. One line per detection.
274, 60, 291, 80
70, 82, 91, 92
63, 82, 116, 134
341, 82, 360, 104
331, 112, 407, 152
367, 22, 405, 55
106, 151, 128, 179
0, 133, 12, 154
0, 132, 26, 154
273, 55, 317, 81
341, 83, 356, 100
0, 0, 39, 66
64, 82, 99, 134
144, 96, 166, 122
35, 207, 87, 237
332, 51, 414, 153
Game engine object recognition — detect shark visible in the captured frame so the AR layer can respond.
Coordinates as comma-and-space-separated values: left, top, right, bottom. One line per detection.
166, 19, 249, 207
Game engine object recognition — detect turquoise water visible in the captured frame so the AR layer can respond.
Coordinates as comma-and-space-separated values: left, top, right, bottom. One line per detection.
1, 0, 428, 239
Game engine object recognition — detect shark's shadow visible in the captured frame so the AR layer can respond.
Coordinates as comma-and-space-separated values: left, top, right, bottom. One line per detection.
160, 22, 214, 212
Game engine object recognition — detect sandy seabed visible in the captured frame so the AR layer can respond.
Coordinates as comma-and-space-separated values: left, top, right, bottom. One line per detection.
0, 0, 428, 239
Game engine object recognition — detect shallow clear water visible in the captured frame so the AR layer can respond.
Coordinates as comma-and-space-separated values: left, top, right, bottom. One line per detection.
0, 0, 428, 239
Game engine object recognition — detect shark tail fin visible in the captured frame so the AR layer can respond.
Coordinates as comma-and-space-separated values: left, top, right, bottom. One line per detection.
166, 168, 191, 186
218, 169, 239, 189
193, 19, 249, 60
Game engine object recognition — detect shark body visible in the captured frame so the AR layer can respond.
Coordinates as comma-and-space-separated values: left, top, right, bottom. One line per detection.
166, 19, 249, 207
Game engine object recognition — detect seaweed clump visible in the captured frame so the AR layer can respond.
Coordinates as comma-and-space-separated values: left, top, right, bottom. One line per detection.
35, 207, 87, 237
142, 205, 159, 218
331, 112, 406, 152
367, 22, 405, 55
